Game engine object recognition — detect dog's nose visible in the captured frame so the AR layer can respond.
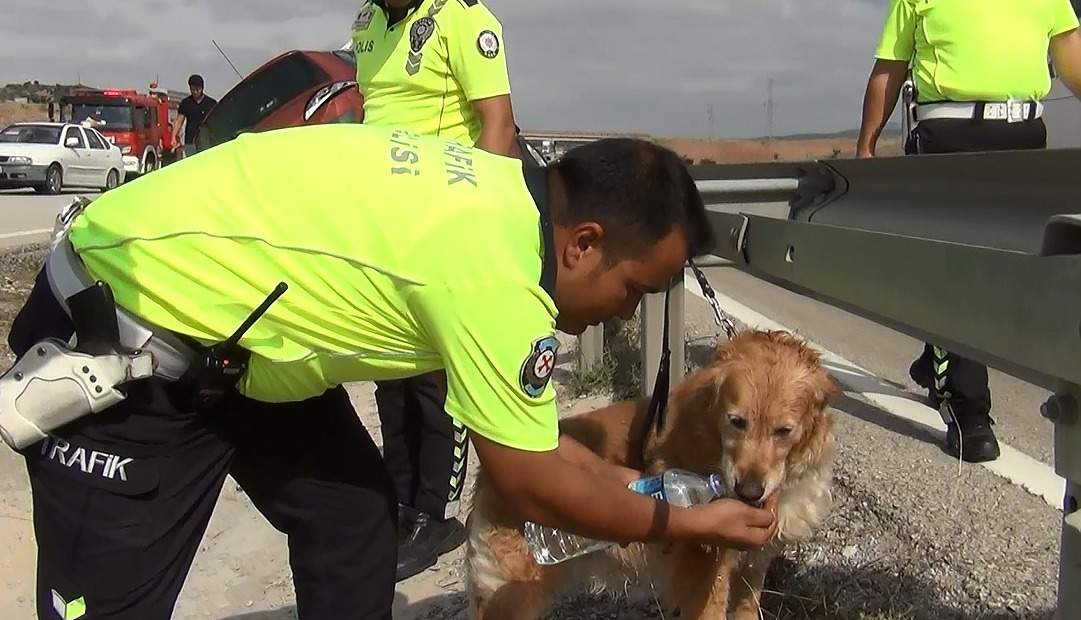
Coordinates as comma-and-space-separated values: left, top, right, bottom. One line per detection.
735, 480, 765, 503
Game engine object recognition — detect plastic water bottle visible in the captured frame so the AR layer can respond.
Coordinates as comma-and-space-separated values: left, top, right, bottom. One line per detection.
523, 469, 726, 566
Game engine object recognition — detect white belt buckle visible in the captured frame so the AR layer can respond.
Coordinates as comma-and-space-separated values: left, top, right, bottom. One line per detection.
1007, 100, 1025, 123
982, 103, 1004, 121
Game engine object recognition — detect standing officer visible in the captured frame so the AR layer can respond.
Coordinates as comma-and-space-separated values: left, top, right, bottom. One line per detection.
857, 0, 1081, 462
3, 124, 779, 619
352, 0, 518, 153
351, 0, 520, 579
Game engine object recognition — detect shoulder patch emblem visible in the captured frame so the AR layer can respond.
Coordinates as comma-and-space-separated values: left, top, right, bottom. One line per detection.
353, 4, 374, 31
477, 29, 500, 59
520, 336, 560, 398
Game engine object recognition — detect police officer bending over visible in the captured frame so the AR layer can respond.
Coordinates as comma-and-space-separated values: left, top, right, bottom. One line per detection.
2, 124, 778, 619
857, 0, 1081, 462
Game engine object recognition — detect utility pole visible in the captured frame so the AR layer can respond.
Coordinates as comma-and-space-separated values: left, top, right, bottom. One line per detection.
707, 104, 715, 140
766, 78, 775, 141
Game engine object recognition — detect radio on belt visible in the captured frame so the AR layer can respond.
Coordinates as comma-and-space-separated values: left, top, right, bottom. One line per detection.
174, 281, 289, 411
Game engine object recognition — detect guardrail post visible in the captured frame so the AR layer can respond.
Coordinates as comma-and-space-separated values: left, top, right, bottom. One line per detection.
578, 325, 604, 372
640, 277, 686, 396
1049, 388, 1081, 619
1060, 480, 1080, 620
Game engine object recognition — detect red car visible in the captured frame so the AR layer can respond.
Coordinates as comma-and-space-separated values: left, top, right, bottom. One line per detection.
196, 47, 545, 166
196, 49, 364, 150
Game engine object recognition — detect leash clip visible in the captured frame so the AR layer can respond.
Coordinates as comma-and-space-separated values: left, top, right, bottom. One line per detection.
688, 260, 738, 340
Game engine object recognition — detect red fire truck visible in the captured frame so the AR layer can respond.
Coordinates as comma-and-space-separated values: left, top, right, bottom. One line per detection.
57, 85, 183, 177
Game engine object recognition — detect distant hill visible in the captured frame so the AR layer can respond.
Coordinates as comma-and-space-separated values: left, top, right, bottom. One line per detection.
0, 81, 94, 104
758, 126, 903, 142
658, 132, 905, 165
655, 124, 905, 145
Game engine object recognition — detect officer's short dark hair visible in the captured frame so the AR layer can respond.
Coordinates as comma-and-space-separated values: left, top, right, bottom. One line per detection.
188, 74, 205, 88
550, 139, 713, 262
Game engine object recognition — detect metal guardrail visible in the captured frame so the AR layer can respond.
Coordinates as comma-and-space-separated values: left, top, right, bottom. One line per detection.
577, 149, 1081, 618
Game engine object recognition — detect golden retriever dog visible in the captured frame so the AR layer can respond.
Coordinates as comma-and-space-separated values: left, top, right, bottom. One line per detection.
465, 330, 838, 619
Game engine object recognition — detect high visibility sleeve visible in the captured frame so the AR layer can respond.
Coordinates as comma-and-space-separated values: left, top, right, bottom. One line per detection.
445, 2, 512, 101
409, 282, 559, 451
875, 0, 917, 62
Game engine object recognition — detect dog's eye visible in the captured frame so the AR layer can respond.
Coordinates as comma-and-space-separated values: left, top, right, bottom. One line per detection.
728, 415, 747, 430
773, 426, 794, 438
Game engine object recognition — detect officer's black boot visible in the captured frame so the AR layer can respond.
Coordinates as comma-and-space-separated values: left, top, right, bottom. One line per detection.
909, 353, 933, 391
396, 504, 466, 582
908, 351, 947, 409
941, 403, 1000, 463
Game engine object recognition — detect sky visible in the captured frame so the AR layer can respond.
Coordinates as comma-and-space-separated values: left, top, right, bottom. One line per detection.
1, 0, 895, 138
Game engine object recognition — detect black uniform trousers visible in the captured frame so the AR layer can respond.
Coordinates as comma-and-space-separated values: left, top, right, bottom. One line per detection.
374, 373, 468, 521
906, 116, 1047, 421
8, 269, 397, 619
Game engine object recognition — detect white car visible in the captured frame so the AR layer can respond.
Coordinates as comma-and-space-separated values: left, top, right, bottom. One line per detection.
0, 122, 126, 194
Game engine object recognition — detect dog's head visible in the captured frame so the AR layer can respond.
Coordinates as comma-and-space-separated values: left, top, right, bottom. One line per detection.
647, 330, 838, 505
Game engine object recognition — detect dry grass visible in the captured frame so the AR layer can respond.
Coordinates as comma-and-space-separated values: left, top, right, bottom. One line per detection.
0, 102, 49, 128
0, 245, 47, 366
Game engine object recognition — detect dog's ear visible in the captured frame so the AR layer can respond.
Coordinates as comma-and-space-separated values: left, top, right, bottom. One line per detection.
673, 363, 730, 417
642, 363, 729, 470
810, 367, 841, 413
788, 368, 838, 475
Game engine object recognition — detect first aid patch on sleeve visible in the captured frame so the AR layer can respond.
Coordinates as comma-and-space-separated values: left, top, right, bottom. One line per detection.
519, 336, 559, 398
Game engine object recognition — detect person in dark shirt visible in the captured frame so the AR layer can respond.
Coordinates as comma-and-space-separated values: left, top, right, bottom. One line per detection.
173, 74, 217, 158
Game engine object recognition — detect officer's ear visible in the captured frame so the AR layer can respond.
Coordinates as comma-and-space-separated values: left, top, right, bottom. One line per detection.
562, 224, 605, 271
563, 222, 605, 270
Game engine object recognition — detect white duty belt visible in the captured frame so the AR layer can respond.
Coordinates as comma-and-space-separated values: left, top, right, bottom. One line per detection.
914, 101, 1043, 125
45, 197, 196, 381
0, 198, 199, 451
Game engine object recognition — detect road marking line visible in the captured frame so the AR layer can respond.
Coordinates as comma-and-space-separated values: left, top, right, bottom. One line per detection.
684, 271, 1066, 510
0, 228, 51, 241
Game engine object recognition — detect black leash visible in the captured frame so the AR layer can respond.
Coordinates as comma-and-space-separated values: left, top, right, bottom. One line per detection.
642, 275, 674, 450
637, 260, 737, 462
